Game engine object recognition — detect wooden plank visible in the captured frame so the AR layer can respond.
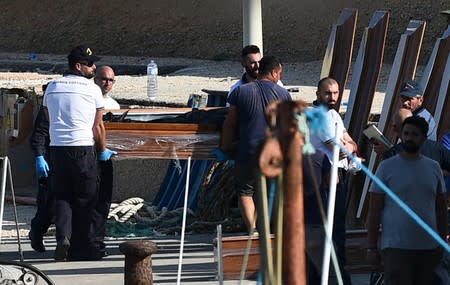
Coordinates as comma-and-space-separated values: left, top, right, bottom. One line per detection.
321, 8, 358, 111
215, 235, 275, 280
434, 48, 450, 138
357, 20, 426, 218
343, 10, 390, 227
105, 122, 217, 132
422, 26, 450, 139
344, 10, 389, 141
216, 230, 373, 280
104, 120, 220, 159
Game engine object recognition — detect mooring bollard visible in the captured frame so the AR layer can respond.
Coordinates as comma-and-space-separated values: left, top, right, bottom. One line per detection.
119, 240, 158, 285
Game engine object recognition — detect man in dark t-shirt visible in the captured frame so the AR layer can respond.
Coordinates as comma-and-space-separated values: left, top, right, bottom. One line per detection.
219, 55, 291, 232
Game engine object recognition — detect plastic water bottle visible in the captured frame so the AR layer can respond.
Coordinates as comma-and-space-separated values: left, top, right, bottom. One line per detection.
147, 60, 158, 101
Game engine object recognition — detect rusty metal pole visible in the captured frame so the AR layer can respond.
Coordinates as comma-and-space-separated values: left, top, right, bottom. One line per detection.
278, 101, 307, 285
119, 240, 158, 285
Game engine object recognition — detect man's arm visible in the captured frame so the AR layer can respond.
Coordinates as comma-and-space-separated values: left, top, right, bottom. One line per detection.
29, 106, 50, 156
366, 192, 384, 270
367, 192, 384, 247
220, 106, 238, 153
342, 131, 357, 153
436, 192, 448, 240
436, 141, 450, 173
93, 109, 106, 152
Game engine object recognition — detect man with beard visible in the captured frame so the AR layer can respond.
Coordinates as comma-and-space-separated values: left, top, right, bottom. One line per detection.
220, 55, 291, 232
367, 116, 447, 285
228, 45, 262, 98
383, 108, 450, 170
382, 108, 450, 284
226, 45, 283, 106
310, 76, 356, 285
44, 45, 116, 261
399, 80, 437, 140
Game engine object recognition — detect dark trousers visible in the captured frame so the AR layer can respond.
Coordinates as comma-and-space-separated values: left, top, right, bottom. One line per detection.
30, 176, 54, 236
50, 146, 98, 252
91, 160, 113, 249
332, 168, 352, 285
382, 247, 442, 285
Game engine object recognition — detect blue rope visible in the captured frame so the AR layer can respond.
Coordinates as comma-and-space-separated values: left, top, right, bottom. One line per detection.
338, 140, 450, 253
268, 178, 276, 219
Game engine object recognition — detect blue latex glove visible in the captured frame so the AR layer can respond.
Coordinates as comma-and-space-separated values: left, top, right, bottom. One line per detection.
35, 155, 49, 177
98, 148, 117, 161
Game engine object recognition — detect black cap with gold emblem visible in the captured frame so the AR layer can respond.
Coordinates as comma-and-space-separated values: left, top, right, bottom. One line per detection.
67, 45, 101, 63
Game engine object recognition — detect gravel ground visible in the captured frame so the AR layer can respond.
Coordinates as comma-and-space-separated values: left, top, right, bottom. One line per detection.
0, 52, 403, 113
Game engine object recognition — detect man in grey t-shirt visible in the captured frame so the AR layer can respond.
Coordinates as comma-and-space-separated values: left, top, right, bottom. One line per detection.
367, 116, 447, 284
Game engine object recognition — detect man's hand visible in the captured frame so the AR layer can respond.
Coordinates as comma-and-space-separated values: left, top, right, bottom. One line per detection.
372, 141, 389, 155
35, 155, 49, 177
98, 148, 117, 161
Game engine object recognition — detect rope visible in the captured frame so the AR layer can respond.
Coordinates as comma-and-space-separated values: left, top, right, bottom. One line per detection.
108, 197, 144, 222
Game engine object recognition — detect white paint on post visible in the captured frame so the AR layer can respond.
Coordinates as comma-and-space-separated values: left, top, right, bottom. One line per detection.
0, 156, 8, 244
321, 124, 341, 285
176, 156, 191, 285
243, 0, 263, 54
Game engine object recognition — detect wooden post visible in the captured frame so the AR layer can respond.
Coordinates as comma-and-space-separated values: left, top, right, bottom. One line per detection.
260, 100, 308, 284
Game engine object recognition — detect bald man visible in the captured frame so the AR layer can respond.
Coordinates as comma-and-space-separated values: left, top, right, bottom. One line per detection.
383, 108, 450, 170
86, 65, 119, 259
94, 66, 120, 109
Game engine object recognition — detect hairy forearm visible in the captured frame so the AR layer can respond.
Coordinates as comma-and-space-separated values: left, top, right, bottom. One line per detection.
93, 112, 106, 152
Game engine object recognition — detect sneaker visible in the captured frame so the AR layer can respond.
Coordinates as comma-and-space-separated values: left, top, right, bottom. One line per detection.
54, 237, 70, 261
28, 230, 46, 253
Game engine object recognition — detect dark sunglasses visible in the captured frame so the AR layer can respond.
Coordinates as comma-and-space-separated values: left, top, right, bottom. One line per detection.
79, 61, 94, 67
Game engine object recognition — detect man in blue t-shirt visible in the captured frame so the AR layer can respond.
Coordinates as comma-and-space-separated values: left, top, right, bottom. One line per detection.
219, 55, 291, 232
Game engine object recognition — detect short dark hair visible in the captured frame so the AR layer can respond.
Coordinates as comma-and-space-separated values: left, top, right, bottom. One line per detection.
241, 45, 260, 58
258, 56, 281, 76
402, 116, 429, 137
317, 77, 338, 90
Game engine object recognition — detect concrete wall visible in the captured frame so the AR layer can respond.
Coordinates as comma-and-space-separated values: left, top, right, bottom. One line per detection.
0, 1, 447, 63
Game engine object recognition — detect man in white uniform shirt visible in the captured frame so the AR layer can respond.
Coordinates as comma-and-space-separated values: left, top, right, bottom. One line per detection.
44, 45, 115, 261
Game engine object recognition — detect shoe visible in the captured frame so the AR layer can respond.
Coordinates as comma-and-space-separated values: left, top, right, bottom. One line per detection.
54, 237, 70, 261
28, 230, 46, 253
